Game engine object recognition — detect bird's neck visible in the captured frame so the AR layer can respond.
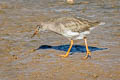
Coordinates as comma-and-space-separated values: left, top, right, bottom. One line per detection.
41, 22, 54, 31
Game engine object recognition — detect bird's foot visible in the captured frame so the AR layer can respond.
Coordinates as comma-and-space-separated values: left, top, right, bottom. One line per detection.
59, 54, 68, 58
83, 51, 91, 60
30, 49, 36, 53
83, 56, 88, 60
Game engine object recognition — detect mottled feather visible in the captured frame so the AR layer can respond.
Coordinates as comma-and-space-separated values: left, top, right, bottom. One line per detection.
39, 17, 102, 40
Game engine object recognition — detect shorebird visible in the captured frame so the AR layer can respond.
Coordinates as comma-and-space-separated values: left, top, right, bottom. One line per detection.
31, 17, 104, 59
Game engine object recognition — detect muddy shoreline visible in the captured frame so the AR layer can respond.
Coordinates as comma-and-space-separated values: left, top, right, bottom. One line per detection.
0, 0, 120, 80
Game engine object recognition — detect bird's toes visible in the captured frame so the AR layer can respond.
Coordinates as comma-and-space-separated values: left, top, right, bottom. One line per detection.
59, 55, 68, 58
82, 56, 88, 60
30, 49, 36, 53
82, 55, 91, 60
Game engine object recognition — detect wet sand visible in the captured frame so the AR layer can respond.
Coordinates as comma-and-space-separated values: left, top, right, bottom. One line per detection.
0, 0, 120, 80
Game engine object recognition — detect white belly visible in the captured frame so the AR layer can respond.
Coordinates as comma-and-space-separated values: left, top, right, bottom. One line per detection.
63, 30, 90, 40
63, 30, 79, 37
75, 31, 90, 40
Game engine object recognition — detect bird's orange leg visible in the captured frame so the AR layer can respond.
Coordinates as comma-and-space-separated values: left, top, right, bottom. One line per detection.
83, 37, 91, 59
60, 40, 73, 58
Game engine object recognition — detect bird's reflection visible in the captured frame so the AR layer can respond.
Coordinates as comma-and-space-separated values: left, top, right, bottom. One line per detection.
36, 44, 107, 55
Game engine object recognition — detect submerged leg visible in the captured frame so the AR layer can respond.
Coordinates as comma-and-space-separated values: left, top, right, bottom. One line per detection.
60, 40, 73, 58
83, 37, 91, 59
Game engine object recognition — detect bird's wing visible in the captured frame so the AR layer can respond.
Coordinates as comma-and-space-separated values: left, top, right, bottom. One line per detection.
49, 30, 63, 36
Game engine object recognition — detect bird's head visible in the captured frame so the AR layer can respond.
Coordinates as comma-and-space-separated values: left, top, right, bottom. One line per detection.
31, 24, 43, 38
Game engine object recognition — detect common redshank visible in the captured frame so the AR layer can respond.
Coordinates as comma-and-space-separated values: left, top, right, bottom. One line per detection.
31, 17, 104, 59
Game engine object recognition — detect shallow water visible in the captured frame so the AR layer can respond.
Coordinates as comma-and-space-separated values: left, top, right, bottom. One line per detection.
0, 0, 120, 80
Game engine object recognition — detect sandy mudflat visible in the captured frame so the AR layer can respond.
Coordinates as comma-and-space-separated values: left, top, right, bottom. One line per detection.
0, 0, 120, 80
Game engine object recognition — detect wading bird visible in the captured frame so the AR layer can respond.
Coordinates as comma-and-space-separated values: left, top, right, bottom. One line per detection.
31, 17, 104, 59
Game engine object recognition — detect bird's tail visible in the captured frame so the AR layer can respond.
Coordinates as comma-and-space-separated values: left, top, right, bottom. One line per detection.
90, 21, 105, 27
98, 22, 106, 26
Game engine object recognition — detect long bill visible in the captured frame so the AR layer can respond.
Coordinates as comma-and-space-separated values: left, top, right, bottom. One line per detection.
31, 29, 39, 38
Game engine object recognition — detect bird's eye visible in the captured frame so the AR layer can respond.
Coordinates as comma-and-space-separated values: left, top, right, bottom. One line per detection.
36, 24, 42, 31
39, 26, 41, 29
37, 24, 42, 28
36, 25, 40, 29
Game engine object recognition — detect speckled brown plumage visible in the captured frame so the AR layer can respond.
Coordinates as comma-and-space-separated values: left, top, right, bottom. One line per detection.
39, 17, 100, 40
31, 16, 105, 58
